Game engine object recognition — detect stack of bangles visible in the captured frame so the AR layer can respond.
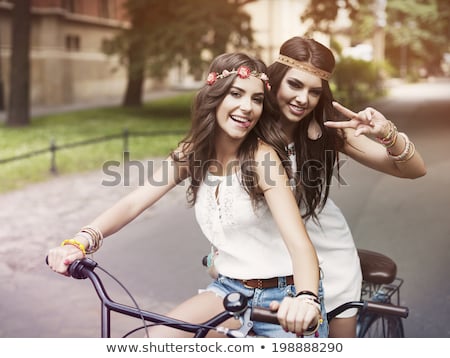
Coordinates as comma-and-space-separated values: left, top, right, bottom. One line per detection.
376, 120, 416, 162
295, 290, 323, 336
60, 226, 104, 255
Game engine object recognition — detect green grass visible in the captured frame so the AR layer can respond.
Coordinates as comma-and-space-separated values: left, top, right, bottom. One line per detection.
0, 92, 195, 193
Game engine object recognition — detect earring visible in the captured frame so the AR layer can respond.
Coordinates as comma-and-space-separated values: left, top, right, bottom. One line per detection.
308, 117, 322, 140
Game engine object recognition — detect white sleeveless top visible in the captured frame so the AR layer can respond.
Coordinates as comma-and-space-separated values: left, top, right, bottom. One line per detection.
194, 171, 293, 279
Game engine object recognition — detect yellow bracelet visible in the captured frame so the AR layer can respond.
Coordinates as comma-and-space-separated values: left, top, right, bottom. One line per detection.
61, 239, 86, 255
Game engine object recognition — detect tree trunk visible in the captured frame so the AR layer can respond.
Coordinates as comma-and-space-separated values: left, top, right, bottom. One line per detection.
6, 0, 31, 127
122, 40, 146, 107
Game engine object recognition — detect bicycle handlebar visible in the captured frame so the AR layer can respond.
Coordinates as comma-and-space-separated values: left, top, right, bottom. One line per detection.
326, 300, 409, 321
46, 257, 409, 337
364, 301, 409, 318
49, 256, 410, 321
250, 307, 279, 324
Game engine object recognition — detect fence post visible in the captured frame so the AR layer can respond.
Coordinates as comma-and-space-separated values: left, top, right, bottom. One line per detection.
123, 128, 129, 153
49, 138, 57, 174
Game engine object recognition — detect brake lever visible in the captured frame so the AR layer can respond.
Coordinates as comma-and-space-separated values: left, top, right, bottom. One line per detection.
214, 308, 254, 338
231, 308, 254, 337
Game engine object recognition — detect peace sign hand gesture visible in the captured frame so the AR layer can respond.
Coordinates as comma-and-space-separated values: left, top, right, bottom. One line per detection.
324, 101, 392, 138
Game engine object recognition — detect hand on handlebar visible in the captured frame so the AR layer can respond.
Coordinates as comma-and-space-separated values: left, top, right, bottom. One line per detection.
270, 296, 321, 336
47, 244, 85, 276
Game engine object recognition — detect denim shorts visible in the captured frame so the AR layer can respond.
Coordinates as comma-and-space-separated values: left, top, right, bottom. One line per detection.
205, 275, 329, 338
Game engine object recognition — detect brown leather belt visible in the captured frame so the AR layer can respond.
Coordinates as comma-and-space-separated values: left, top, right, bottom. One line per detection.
239, 275, 294, 289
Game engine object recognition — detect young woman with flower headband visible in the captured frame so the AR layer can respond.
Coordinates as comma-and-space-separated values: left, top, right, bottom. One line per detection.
47, 52, 327, 338
266, 36, 426, 337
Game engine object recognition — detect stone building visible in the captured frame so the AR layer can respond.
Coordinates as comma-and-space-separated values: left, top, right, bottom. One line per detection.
0, 0, 129, 108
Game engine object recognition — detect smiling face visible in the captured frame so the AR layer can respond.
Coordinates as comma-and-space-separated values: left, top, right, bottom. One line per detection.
276, 67, 323, 130
215, 75, 264, 142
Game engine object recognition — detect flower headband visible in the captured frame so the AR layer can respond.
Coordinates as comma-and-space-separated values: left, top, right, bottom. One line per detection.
206, 65, 271, 90
275, 54, 332, 81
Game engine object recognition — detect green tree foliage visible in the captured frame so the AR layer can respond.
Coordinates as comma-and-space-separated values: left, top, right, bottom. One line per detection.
301, 0, 450, 78
332, 57, 387, 107
300, 0, 341, 34
106, 0, 256, 106
386, 0, 449, 77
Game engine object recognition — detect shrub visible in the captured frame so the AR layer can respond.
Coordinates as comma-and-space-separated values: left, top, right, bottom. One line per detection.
331, 57, 391, 107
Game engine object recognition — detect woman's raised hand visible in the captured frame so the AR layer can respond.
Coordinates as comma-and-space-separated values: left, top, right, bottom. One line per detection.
325, 101, 391, 138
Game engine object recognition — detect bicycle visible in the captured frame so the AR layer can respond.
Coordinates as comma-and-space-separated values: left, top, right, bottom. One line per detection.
46, 253, 408, 338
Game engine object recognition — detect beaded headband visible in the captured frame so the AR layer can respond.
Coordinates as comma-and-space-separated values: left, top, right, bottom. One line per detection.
275, 54, 332, 81
206, 65, 271, 90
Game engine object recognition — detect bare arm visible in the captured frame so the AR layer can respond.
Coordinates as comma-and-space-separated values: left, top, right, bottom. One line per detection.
325, 101, 426, 178
47, 153, 189, 274
255, 142, 320, 335
88, 155, 188, 237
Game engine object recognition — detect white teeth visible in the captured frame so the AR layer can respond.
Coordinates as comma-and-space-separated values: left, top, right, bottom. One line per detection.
290, 104, 304, 110
231, 115, 249, 123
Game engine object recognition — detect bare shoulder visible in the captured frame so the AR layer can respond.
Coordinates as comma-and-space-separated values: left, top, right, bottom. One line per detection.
254, 139, 281, 163
254, 140, 288, 191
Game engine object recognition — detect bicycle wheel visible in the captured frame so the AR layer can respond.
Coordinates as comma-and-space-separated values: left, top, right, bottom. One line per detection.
357, 312, 404, 338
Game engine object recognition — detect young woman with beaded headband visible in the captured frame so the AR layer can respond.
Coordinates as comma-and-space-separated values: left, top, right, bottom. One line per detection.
266, 36, 426, 337
47, 52, 327, 338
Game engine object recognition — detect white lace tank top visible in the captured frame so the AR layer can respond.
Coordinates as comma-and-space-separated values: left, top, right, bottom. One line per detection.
194, 171, 293, 279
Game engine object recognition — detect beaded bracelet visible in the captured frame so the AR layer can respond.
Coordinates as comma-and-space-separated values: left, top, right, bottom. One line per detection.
388, 132, 415, 162
384, 130, 398, 148
396, 142, 416, 163
77, 226, 104, 254
295, 290, 319, 300
297, 295, 321, 310
74, 231, 93, 250
377, 120, 398, 148
298, 299, 323, 336
296, 295, 320, 305
61, 238, 86, 255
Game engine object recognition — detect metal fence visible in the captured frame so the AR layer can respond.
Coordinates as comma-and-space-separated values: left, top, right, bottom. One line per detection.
0, 128, 186, 174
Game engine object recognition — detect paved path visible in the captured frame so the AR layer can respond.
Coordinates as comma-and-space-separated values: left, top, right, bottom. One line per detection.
0, 159, 204, 337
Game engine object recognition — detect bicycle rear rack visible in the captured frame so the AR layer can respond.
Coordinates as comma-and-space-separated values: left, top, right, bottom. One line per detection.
361, 277, 404, 305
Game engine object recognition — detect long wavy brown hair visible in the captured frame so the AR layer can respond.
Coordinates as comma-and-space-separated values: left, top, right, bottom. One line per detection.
268, 37, 345, 221
173, 52, 289, 207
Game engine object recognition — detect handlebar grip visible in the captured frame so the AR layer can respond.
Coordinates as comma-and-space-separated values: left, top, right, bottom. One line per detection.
366, 301, 409, 318
251, 306, 319, 335
45, 255, 97, 279
250, 306, 279, 324
202, 255, 208, 267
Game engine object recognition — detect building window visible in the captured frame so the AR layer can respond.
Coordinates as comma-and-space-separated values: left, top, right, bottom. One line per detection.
65, 35, 80, 51
99, 0, 111, 18
101, 38, 115, 54
63, 0, 76, 13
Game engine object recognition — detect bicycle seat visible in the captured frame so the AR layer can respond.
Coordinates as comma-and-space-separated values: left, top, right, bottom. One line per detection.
357, 249, 397, 285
